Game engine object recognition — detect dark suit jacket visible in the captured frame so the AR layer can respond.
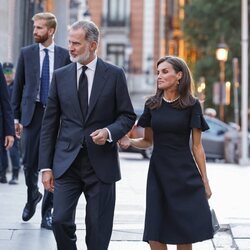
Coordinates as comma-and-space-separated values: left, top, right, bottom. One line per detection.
12, 44, 71, 126
0, 63, 14, 138
39, 59, 136, 183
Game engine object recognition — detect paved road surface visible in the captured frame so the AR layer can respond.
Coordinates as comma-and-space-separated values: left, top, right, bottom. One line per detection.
0, 152, 250, 249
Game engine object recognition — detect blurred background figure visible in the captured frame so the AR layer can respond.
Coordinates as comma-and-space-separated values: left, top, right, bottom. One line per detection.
204, 108, 217, 118
0, 63, 15, 183
2, 62, 21, 184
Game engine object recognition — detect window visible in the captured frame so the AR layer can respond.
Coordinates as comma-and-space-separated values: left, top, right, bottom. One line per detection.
107, 44, 125, 68
107, 0, 126, 26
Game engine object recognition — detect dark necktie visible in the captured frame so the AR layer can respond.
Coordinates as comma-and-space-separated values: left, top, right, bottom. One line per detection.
40, 48, 50, 106
78, 66, 88, 119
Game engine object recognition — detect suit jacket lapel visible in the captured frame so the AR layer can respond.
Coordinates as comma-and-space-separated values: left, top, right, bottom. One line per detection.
33, 45, 40, 88
85, 58, 108, 122
54, 45, 63, 69
66, 63, 84, 124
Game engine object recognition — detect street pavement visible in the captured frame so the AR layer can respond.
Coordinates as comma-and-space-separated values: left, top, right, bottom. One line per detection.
0, 152, 250, 250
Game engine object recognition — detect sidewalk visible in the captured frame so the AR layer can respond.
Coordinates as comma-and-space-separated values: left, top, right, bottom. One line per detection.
0, 156, 250, 249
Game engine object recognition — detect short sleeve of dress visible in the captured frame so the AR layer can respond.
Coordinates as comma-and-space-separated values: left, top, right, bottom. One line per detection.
190, 100, 209, 131
137, 104, 151, 128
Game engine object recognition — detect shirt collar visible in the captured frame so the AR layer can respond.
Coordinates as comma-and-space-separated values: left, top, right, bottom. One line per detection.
77, 56, 97, 72
39, 42, 55, 52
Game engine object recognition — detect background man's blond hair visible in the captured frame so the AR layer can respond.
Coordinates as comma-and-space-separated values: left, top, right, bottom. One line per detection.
32, 12, 57, 32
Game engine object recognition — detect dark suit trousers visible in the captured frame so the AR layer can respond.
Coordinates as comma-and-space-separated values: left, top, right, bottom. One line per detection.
1, 139, 21, 171
52, 148, 116, 250
0, 108, 8, 174
22, 102, 53, 217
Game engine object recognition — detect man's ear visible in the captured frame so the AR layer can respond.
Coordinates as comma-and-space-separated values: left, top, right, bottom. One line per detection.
90, 41, 98, 52
48, 27, 55, 37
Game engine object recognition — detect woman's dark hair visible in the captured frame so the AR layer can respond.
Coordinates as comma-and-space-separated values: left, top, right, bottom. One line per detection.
146, 56, 196, 110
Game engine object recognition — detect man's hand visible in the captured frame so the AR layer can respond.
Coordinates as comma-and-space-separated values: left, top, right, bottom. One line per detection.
5, 136, 14, 150
42, 171, 55, 193
90, 128, 108, 145
15, 123, 23, 139
118, 135, 131, 149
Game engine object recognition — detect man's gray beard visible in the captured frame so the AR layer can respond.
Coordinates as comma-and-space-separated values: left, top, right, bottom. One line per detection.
69, 51, 90, 64
70, 55, 78, 63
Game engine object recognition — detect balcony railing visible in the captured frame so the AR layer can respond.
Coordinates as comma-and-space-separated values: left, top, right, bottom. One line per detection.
101, 15, 130, 28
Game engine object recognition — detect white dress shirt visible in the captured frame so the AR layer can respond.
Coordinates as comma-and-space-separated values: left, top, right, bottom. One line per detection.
76, 57, 97, 102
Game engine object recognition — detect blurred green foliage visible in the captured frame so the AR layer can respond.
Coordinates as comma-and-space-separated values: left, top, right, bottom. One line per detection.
183, 0, 247, 121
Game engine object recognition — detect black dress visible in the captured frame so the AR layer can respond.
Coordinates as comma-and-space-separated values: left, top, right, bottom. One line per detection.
137, 99, 213, 244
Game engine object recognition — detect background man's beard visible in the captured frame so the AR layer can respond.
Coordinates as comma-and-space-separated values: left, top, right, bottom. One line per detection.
34, 35, 49, 43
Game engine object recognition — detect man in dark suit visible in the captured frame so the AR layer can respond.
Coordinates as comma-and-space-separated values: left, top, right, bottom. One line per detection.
0, 63, 15, 183
39, 20, 136, 250
12, 12, 71, 229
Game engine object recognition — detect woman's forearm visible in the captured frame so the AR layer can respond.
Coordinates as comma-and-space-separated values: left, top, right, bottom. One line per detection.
130, 138, 153, 149
192, 144, 209, 183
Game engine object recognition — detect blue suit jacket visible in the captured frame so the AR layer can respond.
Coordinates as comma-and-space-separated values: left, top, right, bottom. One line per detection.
12, 44, 71, 126
39, 59, 136, 183
0, 63, 14, 138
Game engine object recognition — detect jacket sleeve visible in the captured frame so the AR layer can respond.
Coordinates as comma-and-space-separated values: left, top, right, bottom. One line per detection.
38, 72, 61, 170
106, 68, 136, 143
11, 49, 25, 121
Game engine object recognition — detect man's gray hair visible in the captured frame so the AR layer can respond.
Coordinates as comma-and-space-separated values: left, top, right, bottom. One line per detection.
70, 20, 100, 44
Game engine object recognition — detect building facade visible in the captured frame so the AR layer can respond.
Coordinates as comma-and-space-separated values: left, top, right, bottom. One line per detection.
87, 0, 161, 93
0, 0, 72, 65
88, 0, 189, 94
0, 0, 189, 94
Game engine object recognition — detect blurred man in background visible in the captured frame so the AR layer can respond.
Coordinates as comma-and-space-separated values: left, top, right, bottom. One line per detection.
2, 62, 21, 185
0, 63, 14, 183
12, 12, 71, 229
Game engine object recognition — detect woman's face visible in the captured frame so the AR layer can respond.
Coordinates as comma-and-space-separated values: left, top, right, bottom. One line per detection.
157, 61, 182, 91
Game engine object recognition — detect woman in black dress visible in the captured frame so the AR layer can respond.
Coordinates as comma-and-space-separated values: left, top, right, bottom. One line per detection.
119, 56, 213, 250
